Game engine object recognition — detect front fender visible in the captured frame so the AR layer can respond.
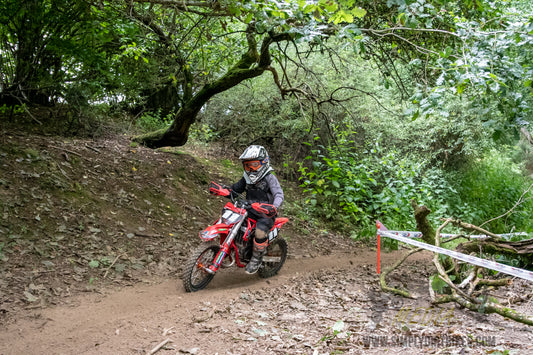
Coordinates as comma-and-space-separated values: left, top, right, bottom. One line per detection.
200, 224, 231, 241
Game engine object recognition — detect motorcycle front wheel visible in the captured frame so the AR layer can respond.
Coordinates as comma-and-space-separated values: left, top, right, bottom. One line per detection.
258, 237, 288, 279
182, 241, 220, 292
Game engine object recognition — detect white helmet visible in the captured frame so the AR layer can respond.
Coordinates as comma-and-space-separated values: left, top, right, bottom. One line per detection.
239, 145, 273, 184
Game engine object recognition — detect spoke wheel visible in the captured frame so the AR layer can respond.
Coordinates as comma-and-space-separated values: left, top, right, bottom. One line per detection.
182, 242, 220, 292
258, 237, 288, 279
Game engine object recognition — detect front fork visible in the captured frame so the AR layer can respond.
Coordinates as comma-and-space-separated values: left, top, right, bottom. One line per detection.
206, 214, 246, 274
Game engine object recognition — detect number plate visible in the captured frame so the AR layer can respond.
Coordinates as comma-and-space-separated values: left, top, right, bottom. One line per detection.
222, 210, 242, 224
268, 227, 279, 241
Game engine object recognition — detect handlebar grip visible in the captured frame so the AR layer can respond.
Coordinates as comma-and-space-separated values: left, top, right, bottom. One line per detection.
209, 181, 230, 197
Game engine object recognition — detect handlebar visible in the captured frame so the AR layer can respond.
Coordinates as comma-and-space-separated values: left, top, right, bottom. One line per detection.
235, 199, 251, 210
228, 190, 250, 209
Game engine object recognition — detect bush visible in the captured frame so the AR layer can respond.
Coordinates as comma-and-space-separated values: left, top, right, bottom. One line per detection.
298, 132, 454, 235
299, 129, 533, 238
136, 109, 173, 132
446, 149, 533, 233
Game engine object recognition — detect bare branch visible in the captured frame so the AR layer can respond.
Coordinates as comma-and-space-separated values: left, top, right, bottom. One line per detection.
371, 32, 441, 56
480, 182, 533, 229
447, 219, 505, 240
318, 86, 396, 115
380, 247, 423, 298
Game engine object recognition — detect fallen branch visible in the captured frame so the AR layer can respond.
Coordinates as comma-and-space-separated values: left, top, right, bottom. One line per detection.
381, 199, 533, 326
458, 267, 477, 289
49, 145, 84, 158
448, 219, 503, 240
162, 326, 175, 336
148, 338, 172, 355
434, 293, 533, 326
192, 307, 216, 323
411, 199, 435, 245
432, 219, 472, 300
431, 216, 533, 326
103, 254, 125, 279
134, 232, 163, 238
85, 144, 101, 153
379, 247, 422, 298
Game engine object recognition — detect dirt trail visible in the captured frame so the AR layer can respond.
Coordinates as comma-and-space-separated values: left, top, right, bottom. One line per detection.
2, 248, 532, 355
0, 250, 402, 355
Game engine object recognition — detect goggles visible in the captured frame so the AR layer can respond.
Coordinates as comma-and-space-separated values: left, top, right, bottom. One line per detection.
243, 160, 263, 172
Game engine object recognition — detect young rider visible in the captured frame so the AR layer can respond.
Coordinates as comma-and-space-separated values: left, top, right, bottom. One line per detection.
230, 145, 284, 274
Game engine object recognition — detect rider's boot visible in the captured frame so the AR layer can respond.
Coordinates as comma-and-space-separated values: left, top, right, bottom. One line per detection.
245, 230, 268, 274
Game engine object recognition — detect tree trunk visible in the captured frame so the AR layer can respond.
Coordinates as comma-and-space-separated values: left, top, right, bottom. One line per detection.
133, 65, 266, 147
133, 28, 292, 148
410, 199, 436, 245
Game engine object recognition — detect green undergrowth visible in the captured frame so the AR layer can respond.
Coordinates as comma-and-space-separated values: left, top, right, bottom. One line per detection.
298, 132, 533, 243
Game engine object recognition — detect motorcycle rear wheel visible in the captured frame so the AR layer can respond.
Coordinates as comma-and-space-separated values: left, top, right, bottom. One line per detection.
182, 241, 220, 292
258, 237, 288, 278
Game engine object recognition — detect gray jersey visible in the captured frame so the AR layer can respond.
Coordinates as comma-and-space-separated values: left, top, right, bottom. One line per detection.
231, 172, 284, 209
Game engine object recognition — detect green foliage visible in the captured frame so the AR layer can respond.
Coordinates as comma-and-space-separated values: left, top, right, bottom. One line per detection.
136, 109, 173, 132
430, 273, 458, 293
412, 5, 533, 141
189, 123, 219, 143
0, 104, 25, 115
299, 130, 454, 233
220, 159, 233, 169
298, 124, 533, 238
430, 274, 448, 294
319, 320, 348, 343
446, 149, 533, 233
0, 0, 110, 103
2, 0, 530, 156
199, 75, 311, 157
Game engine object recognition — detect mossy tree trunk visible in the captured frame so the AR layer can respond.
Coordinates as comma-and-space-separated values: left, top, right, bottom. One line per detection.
457, 236, 533, 265
410, 199, 436, 245
134, 26, 292, 148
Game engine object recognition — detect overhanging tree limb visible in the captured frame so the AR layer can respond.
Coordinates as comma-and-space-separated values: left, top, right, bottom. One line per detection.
133, 25, 296, 147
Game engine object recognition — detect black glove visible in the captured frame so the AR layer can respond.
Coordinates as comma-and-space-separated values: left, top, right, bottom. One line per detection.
251, 203, 277, 218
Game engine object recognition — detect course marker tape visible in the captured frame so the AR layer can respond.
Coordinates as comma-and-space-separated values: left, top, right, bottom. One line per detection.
376, 220, 533, 282
384, 230, 527, 240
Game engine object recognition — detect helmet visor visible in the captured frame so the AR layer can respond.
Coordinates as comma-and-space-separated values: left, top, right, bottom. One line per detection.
243, 160, 262, 172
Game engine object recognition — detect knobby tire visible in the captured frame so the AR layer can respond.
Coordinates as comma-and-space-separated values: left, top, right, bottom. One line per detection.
258, 237, 288, 278
182, 241, 220, 292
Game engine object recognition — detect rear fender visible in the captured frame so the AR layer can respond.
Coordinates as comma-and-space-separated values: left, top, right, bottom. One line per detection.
200, 224, 230, 241
268, 217, 289, 242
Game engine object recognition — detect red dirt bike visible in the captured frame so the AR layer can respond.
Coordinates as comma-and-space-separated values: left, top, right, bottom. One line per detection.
182, 182, 289, 292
